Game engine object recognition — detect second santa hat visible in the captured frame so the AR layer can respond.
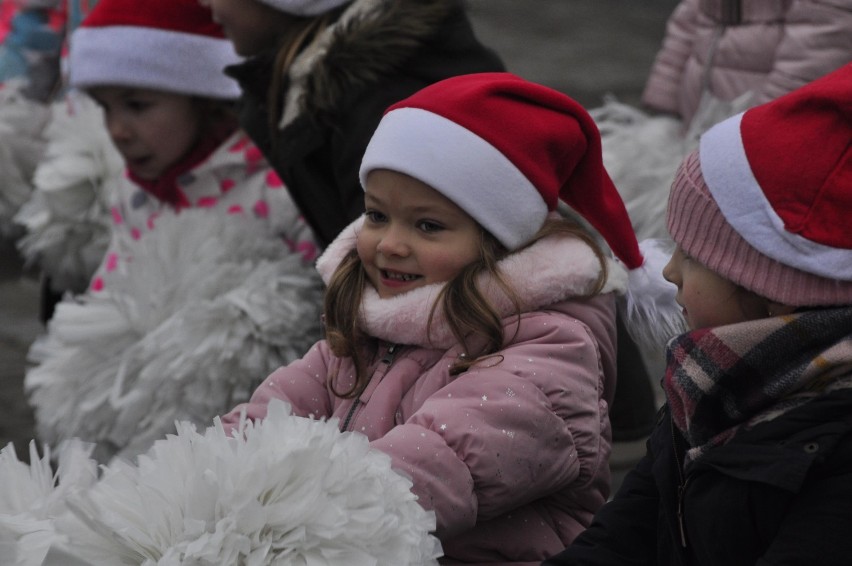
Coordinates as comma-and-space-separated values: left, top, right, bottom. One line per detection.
69, 0, 241, 99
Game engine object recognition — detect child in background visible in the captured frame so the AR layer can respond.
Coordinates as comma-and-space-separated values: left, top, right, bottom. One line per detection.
545, 63, 852, 566
597, 0, 852, 243
221, 72, 662, 563
203, 0, 505, 248
23, 0, 324, 463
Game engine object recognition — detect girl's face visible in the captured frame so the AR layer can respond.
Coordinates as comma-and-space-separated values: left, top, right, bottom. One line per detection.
357, 169, 482, 299
88, 87, 203, 181
206, 0, 294, 57
663, 246, 769, 330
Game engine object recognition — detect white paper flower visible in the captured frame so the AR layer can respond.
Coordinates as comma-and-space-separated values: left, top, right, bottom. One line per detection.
0, 440, 98, 566
59, 400, 442, 565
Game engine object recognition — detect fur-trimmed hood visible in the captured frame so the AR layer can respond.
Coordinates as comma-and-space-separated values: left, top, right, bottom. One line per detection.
316, 216, 628, 348
280, 0, 467, 127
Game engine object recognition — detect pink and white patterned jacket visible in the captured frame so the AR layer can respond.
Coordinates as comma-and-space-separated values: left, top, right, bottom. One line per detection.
90, 131, 319, 292
221, 218, 628, 565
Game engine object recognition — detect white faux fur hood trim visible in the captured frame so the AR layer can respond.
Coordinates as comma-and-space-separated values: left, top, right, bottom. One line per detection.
316, 216, 627, 348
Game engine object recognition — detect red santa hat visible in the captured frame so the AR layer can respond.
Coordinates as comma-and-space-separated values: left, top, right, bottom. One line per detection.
255, 0, 350, 16
360, 72, 681, 342
668, 62, 852, 305
69, 0, 241, 99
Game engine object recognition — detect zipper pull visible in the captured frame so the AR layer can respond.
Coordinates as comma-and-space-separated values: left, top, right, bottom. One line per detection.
380, 343, 399, 365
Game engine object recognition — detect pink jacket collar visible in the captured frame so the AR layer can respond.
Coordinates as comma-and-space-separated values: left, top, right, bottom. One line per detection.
316, 216, 627, 348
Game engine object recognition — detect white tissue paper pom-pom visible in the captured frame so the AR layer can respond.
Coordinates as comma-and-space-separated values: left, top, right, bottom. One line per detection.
0, 440, 98, 566
59, 400, 442, 566
14, 91, 122, 292
25, 208, 324, 464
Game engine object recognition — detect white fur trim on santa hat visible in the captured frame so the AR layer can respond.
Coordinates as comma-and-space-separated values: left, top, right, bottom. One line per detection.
699, 112, 852, 281
70, 26, 242, 99
359, 107, 549, 250
256, 0, 350, 16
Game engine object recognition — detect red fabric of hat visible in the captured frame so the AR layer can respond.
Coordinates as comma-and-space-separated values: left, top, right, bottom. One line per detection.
359, 72, 644, 269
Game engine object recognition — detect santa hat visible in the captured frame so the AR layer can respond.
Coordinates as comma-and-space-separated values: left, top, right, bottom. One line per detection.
668, 62, 852, 306
68, 0, 241, 99
360, 72, 681, 342
255, 0, 350, 16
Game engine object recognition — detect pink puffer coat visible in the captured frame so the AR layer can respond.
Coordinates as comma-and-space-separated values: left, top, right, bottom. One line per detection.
642, 0, 852, 127
221, 218, 628, 565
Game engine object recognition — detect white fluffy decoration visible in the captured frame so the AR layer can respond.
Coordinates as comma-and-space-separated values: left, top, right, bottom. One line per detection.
0, 79, 50, 237
0, 440, 98, 566
25, 208, 324, 464
14, 91, 122, 294
620, 238, 687, 350
54, 400, 442, 565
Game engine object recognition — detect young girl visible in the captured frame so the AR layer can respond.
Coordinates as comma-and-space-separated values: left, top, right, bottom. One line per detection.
545, 63, 852, 565
220, 72, 661, 564
23, 0, 324, 463
203, 0, 505, 248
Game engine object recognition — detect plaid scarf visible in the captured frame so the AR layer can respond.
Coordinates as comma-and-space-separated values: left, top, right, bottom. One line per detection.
663, 306, 852, 466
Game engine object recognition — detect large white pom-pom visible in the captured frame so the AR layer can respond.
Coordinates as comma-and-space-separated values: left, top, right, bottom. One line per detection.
25, 208, 324, 463
0, 440, 98, 566
57, 400, 442, 565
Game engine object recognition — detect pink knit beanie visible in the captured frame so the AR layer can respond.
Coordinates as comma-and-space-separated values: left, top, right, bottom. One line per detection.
667, 63, 852, 306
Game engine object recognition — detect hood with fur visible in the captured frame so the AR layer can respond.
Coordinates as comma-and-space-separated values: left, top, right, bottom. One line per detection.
316, 216, 628, 348
280, 0, 468, 127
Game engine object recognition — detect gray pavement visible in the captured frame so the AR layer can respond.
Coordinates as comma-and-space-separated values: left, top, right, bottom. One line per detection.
0, 0, 677, 475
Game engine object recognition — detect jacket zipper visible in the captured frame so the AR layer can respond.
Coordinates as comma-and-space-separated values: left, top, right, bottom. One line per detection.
340, 343, 401, 432
671, 416, 690, 549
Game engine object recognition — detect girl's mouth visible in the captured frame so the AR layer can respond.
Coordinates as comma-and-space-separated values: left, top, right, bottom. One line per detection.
381, 269, 420, 282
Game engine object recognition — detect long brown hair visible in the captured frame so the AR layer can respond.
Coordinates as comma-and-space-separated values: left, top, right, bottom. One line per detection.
322, 215, 609, 398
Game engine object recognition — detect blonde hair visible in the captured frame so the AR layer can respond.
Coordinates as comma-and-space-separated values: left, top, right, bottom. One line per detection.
322, 215, 609, 398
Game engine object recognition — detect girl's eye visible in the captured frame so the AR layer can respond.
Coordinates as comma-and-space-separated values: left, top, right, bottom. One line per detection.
126, 99, 153, 112
364, 210, 387, 223
417, 220, 443, 233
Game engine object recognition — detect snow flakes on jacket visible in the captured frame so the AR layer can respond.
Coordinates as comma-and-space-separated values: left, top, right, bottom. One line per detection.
222, 218, 627, 564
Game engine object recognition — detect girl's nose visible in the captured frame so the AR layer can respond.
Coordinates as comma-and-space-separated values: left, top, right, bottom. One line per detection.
662, 249, 681, 285
376, 226, 409, 257
106, 114, 132, 143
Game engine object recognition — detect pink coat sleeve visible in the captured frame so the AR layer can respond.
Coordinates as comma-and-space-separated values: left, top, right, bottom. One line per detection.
219, 340, 336, 435
370, 307, 613, 538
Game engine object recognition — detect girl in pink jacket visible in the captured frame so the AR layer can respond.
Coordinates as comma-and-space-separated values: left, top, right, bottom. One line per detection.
222, 73, 664, 565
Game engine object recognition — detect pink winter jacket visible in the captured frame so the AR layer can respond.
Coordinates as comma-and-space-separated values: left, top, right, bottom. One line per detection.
642, 0, 852, 126
221, 218, 628, 565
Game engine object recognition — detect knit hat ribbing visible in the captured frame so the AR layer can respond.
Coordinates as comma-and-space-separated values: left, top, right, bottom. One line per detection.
254, 0, 350, 16
667, 63, 852, 306
69, 0, 241, 99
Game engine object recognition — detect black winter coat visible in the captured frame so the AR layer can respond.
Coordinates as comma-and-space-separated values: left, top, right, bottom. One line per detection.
543, 388, 852, 566
226, 0, 504, 248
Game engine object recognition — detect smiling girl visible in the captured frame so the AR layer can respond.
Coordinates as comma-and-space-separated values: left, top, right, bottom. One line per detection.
219, 72, 657, 563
